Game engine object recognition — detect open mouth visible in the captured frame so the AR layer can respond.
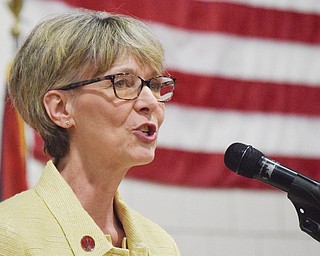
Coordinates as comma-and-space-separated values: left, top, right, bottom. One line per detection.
139, 124, 156, 136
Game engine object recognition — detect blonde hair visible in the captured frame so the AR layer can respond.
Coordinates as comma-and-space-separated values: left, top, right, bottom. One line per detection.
8, 9, 164, 159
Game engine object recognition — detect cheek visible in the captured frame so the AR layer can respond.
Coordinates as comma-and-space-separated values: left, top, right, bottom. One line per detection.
72, 94, 120, 128
157, 104, 165, 127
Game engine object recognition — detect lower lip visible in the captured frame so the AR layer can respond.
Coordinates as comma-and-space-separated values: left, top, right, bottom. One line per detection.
133, 130, 157, 143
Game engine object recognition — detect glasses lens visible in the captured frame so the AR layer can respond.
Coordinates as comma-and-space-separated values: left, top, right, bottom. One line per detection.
150, 77, 175, 102
113, 74, 175, 102
113, 74, 141, 100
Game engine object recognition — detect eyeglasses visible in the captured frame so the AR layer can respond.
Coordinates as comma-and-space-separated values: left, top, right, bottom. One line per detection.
57, 73, 176, 102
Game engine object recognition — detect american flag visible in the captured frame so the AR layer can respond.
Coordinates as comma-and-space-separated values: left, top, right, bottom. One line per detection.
2, 0, 320, 198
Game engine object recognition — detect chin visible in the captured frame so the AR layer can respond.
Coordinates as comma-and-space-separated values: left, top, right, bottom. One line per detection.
133, 151, 156, 166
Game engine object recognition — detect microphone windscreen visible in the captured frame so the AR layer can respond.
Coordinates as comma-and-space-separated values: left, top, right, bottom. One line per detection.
224, 142, 264, 178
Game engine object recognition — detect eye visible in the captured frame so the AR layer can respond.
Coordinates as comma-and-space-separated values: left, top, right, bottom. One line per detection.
113, 77, 133, 90
149, 79, 162, 92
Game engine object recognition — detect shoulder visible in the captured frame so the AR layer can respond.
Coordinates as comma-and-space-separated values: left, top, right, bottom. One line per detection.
131, 209, 170, 236
0, 224, 26, 256
0, 190, 38, 255
0, 189, 72, 255
0, 189, 36, 215
128, 208, 181, 255
116, 193, 180, 255
0, 189, 46, 232
0, 189, 41, 218
0, 188, 61, 232
0, 189, 51, 235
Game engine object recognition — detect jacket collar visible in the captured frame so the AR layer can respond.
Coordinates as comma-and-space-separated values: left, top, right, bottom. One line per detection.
114, 193, 149, 254
35, 160, 113, 255
34, 160, 149, 255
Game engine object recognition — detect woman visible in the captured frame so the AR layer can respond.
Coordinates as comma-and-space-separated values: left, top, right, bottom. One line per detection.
0, 10, 179, 255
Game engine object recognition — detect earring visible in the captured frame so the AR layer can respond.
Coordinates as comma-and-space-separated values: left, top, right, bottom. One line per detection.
65, 120, 70, 126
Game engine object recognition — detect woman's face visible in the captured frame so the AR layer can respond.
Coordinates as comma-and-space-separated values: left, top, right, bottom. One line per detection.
68, 56, 165, 170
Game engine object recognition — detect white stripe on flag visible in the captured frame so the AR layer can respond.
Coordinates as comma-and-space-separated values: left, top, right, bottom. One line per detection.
158, 104, 320, 158
149, 23, 320, 85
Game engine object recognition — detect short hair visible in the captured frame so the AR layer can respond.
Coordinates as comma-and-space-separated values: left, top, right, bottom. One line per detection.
8, 9, 165, 160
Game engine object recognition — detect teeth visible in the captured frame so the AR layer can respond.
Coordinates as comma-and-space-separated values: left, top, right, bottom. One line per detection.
140, 125, 149, 134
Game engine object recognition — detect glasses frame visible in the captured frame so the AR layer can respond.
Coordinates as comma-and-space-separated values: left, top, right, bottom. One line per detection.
57, 72, 176, 102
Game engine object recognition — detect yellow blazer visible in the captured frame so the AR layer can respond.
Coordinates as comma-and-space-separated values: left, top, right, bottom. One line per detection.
0, 161, 180, 256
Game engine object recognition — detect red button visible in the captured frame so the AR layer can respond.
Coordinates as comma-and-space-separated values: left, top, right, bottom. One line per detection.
81, 235, 95, 252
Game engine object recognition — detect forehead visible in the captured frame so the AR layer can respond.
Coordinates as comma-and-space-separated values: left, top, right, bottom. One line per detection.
106, 55, 161, 78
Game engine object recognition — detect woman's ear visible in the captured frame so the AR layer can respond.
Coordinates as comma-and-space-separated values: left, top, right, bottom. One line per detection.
43, 90, 74, 128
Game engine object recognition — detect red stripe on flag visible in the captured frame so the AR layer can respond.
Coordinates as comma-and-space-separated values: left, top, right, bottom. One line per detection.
1, 95, 28, 200
27, 0, 320, 190
127, 148, 320, 189
62, 0, 320, 44
169, 71, 320, 116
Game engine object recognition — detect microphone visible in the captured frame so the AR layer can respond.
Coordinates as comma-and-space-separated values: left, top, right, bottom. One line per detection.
224, 142, 320, 242
224, 142, 299, 192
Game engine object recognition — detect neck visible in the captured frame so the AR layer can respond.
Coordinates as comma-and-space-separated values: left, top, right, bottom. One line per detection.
56, 156, 127, 247
82, 192, 125, 247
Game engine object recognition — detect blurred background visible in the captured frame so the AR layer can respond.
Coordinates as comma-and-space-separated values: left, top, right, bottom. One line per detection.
1, 0, 320, 255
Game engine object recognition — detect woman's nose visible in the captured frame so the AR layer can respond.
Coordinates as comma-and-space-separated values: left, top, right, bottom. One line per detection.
134, 86, 159, 113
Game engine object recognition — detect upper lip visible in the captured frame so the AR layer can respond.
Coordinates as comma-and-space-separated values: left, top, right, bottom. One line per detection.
134, 122, 157, 136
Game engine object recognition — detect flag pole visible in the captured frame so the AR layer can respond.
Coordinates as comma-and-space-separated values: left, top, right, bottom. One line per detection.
0, 0, 26, 201
8, 0, 23, 47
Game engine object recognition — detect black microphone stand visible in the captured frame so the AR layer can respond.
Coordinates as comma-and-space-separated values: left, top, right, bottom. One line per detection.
287, 173, 320, 242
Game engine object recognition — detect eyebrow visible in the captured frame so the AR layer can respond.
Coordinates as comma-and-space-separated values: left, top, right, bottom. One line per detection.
109, 67, 160, 78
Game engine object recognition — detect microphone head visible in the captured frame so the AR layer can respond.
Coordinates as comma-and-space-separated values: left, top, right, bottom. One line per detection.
224, 142, 264, 178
